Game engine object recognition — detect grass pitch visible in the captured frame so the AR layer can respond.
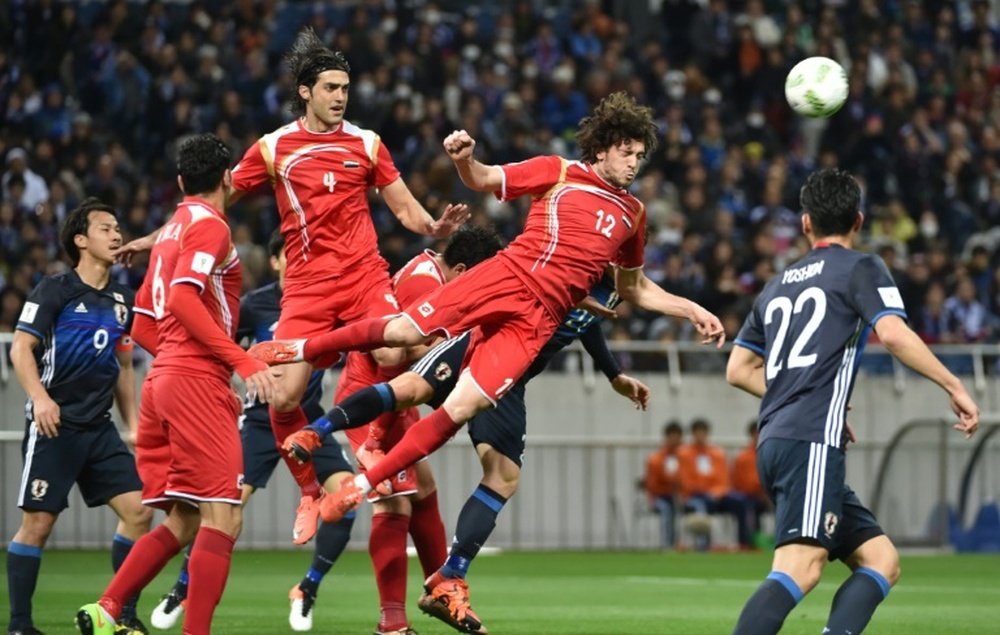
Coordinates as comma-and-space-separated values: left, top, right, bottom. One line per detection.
3, 549, 998, 633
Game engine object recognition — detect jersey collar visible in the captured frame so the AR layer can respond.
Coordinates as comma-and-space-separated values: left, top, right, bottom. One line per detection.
181, 195, 225, 219
297, 117, 343, 135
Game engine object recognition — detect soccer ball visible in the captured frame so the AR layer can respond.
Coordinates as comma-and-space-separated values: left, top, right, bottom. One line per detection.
784, 56, 849, 118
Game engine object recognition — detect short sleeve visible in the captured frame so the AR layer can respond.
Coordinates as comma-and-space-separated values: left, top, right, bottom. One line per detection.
134, 278, 155, 320
231, 141, 270, 194
172, 218, 231, 292
395, 273, 441, 310
734, 298, 767, 357
372, 139, 401, 188
495, 155, 564, 202
16, 277, 63, 339
612, 211, 646, 270
848, 255, 908, 326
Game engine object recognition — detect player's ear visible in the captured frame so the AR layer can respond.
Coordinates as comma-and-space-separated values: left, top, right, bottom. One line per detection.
223, 169, 233, 190
177, 174, 186, 194
801, 213, 812, 235
74, 232, 88, 252
853, 211, 864, 232
453, 263, 467, 275
298, 84, 311, 102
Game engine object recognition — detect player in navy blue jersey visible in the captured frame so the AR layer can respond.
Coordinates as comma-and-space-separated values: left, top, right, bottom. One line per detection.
726, 169, 979, 635
284, 270, 649, 634
7, 199, 152, 635
147, 231, 355, 633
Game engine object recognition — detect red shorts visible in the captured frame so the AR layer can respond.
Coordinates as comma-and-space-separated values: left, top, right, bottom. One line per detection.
276, 258, 399, 339
336, 353, 417, 499
137, 372, 243, 508
403, 259, 560, 404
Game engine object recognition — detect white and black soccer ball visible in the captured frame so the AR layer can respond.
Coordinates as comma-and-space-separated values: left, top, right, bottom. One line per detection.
784, 56, 849, 118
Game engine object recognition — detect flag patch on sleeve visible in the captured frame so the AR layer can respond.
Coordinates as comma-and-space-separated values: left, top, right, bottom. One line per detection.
877, 287, 904, 309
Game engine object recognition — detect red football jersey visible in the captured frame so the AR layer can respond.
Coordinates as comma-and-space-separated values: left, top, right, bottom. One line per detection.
135, 197, 242, 382
232, 118, 401, 285
343, 250, 446, 381
494, 156, 646, 319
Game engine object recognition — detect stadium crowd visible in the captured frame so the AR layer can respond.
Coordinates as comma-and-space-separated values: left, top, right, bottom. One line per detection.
2, 0, 1000, 355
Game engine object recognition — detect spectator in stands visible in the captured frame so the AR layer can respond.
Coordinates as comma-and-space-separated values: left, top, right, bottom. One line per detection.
643, 421, 684, 549
2, 148, 48, 212
729, 420, 771, 550
678, 418, 752, 550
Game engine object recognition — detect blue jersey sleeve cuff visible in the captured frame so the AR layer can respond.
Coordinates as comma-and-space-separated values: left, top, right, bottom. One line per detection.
734, 339, 766, 356
15, 324, 43, 339
868, 309, 907, 327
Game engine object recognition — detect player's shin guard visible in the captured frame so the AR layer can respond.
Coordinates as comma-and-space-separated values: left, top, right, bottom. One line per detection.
303, 317, 389, 367
100, 525, 181, 620
271, 406, 322, 498
110, 533, 142, 621
370, 512, 411, 633
440, 485, 508, 579
732, 572, 803, 635
298, 512, 355, 598
6, 541, 42, 630
184, 527, 236, 634
409, 490, 449, 578
364, 409, 462, 487
824, 567, 890, 634
311, 383, 397, 438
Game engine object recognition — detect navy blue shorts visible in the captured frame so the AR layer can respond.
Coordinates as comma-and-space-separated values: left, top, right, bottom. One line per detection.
758, 438, 883, 561
467, 381, 527, 467
411, 331, 472, 410
17, 420, 142, 512
241, 409, 353, 489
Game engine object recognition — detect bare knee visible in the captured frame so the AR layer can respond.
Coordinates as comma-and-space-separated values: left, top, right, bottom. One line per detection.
372, 345, 407, 367
271, 392, 302, 412
848, 535, 901, 587
373, 496, 412, 517
162, 503, 203, 545
121, 503, 153, 536
390, 374, 433, 407
478, 447, 520, 499
772, 543, 828, 594
14, 511, 58, 547
383, 317, 426, 347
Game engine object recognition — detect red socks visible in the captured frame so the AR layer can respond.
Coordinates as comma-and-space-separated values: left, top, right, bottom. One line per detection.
100, 525, 181, 619
370, 512, 410, 632
409, 490, 448, 578
183, 527, 236, 635
304, 317, 388, 368
270, 406, 322, 498
366, 409, 461, 486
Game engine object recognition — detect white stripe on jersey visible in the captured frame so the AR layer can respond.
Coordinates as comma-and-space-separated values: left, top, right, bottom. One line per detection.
532, 187, 564, 271
40, 327, 54, 387
802, 442, 828, 538
824, 320, 862, 446
17, 423, 40, 507
277, 143, 354, 261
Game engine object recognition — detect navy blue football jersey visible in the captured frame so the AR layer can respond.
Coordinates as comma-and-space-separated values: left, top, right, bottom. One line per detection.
237, 282, 324, 422
735, 245, 907, 448
15, 270, 135, 428
555, 272, 621, 338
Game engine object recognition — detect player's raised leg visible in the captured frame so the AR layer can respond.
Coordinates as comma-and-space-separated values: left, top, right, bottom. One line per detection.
321, 373, 491, 523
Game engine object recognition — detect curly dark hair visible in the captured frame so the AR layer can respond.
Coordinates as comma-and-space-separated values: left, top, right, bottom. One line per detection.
177, 134, 231, 195
575, 92, 658, 163
61, 197, 117, 266
441, 224, 504, 269
799, 168, 861, 237
267, 229, 285, 259
286, 28, 351, 116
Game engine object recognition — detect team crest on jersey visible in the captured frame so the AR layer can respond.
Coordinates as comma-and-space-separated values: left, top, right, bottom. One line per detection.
114, 303, 129, 325
30, 479, 48, 500
397, 470, 409, 482
236, 473, 245, 489
435, 362, 452, 381
112, 292, 125, 302
823, 511, 839, 537
418, 302, 434, 317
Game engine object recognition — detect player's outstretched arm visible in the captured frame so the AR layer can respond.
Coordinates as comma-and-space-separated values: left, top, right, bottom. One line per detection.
381, 178, 470, 238
874, 314, 980, 438
726, 346, 766, 398
10, 330, 61, 437
615, 267, 726, 347
443, 129, 504, 192
112, 228, 161, 267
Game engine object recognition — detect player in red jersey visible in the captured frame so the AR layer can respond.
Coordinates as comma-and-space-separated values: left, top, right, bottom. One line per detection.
75, 135, 277, 635
253, 91, 726, 562
333, 225, 502, 635
114, 29, 468, 546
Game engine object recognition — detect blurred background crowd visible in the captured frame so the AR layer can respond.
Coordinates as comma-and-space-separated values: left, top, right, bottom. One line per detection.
2, 0, 1000, 361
